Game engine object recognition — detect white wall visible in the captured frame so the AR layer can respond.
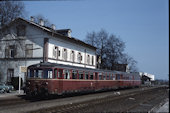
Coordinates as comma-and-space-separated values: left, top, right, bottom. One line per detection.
48, 37, 96, 68
0, 19, 97, 84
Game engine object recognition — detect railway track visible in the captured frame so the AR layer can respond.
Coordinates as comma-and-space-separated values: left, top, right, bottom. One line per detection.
29, 86, 169, 113
0, 86, 168, 113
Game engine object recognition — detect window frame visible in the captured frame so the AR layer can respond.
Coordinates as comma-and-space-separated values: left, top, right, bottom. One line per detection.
25, 44, 33, 58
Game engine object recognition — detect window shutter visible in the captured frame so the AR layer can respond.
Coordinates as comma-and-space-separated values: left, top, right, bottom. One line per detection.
5, 47, 9, 58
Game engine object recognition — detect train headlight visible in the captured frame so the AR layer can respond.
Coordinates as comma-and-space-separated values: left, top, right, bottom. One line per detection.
28, 82, 30, 85
45, 82, 48, 85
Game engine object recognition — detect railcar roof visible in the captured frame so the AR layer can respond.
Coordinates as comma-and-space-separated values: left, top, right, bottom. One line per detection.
28, 62, 135, 75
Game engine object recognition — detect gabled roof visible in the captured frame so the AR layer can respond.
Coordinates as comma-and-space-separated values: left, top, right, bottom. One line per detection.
0, 17, 96, 50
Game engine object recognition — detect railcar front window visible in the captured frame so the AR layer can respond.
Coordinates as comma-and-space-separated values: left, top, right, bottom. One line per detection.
44, 69, 53, 79
34, 69, 42, 78
27, 69, 34, 78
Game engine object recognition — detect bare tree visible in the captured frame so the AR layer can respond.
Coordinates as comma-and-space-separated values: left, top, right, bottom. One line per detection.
85, 29, 108, 69
0, 1, 25, 28
86, 31, 97, 47
104, 34, 125, 69
120, 53, 138, 72
85, 29, 138, 72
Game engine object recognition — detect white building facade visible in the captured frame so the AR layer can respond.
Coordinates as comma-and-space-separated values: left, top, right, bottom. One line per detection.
0, 18, 96, 84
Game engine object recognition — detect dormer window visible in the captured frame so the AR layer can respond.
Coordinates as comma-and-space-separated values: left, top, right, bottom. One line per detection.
16, 25, 26, 36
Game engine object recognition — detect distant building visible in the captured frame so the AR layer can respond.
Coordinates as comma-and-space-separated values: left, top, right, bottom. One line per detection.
137, 72, 155, 85
0, 17, 96, 84
142, 72, 155, 81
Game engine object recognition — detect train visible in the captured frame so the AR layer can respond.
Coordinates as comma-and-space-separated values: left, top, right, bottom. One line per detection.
25, 62, 141, 96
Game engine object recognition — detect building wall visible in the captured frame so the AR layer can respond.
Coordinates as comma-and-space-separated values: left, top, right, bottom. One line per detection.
0, 19, 97, 83
48, 38, 96, 68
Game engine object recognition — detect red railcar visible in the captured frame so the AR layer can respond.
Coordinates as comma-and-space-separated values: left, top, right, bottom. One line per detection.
25, 62, 141, 96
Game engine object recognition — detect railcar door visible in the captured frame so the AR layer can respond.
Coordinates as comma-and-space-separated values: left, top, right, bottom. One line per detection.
94, 72, 99, 91
132, 75, 135, 86
117, 74, 123, 88
58, 68, 63, 95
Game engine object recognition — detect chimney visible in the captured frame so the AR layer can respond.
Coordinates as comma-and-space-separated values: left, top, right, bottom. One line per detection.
39, 19, 44, 26
51, 24, 56, 30
68, 29, 72, 38
30, 16, 34, 22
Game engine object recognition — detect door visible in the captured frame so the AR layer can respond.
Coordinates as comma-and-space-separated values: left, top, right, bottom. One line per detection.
94, 72, 99, 90
7, 69, 14, 83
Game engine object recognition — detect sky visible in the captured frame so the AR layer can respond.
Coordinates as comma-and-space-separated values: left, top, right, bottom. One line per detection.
24, 0, 169, 80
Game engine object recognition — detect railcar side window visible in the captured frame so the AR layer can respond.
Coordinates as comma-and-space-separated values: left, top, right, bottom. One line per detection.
90, 72, 93, 80
99, 73, 102, 80
103, 73, 106, 80
72, 70, 77, 79
63, 69, 70, 79
44, 69, 53, 79
112, 74, 116, 80
107, 74, 110, 80
117, 74, 121, 80
54, 69, 57, 78
58, 69, 63, 79
78, 71, 84, 79
95, 72, 98, 80
85, 72, 89, 79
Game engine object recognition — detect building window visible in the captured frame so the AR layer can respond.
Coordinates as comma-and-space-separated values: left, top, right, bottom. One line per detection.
77, 52, 82, 63
53, 46, 58, 59
58, 49, 61, 57
5, 45, 17, 58
16, 25, 26, 36
92, 56, 94, 65
25, 44, 33, 58
70, 50, 74, 62
63, 48, 67, 61
87, 55, 90, 65
7, 69, 14, 82
9, 45, 15, 58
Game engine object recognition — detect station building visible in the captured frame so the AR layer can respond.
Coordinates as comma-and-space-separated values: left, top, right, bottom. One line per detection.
0, 17, 96, 84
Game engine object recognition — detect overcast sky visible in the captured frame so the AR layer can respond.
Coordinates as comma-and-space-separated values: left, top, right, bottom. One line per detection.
24, 0, 169, 80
